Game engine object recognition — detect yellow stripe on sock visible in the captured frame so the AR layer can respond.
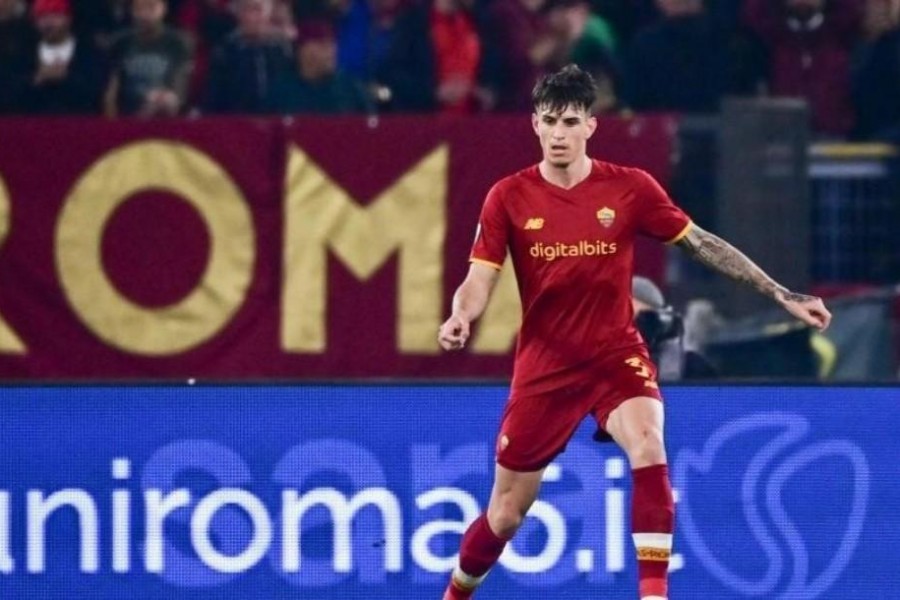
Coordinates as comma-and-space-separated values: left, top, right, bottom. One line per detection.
636, 547, 671, 561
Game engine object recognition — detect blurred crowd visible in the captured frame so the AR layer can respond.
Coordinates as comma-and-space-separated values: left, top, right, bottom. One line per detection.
1, 0, 899, 139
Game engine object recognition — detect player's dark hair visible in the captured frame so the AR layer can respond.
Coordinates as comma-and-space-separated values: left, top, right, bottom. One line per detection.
531, 64, 597, 114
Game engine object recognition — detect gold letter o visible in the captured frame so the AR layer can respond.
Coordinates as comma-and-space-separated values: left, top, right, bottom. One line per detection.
56, 141, 255, 355
0, 173, 26, 352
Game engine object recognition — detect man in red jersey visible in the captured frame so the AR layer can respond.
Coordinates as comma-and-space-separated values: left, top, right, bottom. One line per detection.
437, 64, 832, 600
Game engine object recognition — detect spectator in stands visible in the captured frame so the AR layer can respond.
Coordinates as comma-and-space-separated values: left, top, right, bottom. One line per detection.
551, 0, 619, 55
293, 0, 331, 19
74, 0, 131, 50
104, 0, 193, 117
172, 0, 235, 109
366, 0, 408, 101
271, 0, 297, 40
545, 0, 621, 113
624, 0, 733, 114
708, 0, 746, 31
744, 0, 863, 137
595, 0, 748, 45
854, 0, 900, 286
24, 0, 106, 114
271, 19, 372, 114
486, 0, 557, 111
590, 0, 657, 46
853, 0, 900, 140
322, 0, 370, 80
318, 0, 407, 90
0, 0, 35, 113
174, 0, 233, 45
203, 0, 292, 114
378, 0, 498, 113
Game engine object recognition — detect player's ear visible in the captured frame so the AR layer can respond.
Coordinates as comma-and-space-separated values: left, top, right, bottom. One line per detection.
586, 115, 598, 139
531, 112, 540, 136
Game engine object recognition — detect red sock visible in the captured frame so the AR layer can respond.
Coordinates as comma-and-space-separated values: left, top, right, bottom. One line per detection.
631, 464, 675, 599
444, 514, 509, 599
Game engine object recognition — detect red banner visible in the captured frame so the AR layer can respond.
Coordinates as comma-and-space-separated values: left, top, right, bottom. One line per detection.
0, 115, 676, 379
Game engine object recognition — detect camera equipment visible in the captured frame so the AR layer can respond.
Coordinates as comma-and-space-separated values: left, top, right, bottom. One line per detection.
635, 306, 684, 351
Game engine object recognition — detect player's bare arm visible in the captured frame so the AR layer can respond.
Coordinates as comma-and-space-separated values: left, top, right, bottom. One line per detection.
438, 263, 501, 351
676, 224, 832, 331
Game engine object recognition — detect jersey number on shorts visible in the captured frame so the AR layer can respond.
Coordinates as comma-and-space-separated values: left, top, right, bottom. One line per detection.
625, 356, 659, 389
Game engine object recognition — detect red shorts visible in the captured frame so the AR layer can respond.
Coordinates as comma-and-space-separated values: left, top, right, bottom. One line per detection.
495, 346, 663, 472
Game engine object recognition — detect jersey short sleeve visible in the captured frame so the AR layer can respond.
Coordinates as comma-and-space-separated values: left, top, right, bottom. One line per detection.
469, 184, 509, 270
632, 170, 692, 244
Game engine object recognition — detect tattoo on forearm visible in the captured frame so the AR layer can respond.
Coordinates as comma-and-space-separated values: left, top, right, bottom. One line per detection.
677, 226, 786, 301
780, 291, 816, 303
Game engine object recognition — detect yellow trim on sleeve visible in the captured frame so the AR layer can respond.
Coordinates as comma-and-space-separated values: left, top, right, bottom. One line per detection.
665, 220, 693, 245
470, 258, 503, 271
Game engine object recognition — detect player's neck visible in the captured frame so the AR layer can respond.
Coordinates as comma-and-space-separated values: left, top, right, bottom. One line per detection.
538, 156, 593, 190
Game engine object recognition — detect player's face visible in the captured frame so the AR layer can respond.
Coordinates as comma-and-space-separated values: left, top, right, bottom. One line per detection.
532, 104, 597, 168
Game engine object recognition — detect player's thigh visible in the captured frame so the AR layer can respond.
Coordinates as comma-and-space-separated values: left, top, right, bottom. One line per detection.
495, 392, 587, 472
605, 395, 666, 468
591, 347, 663, 440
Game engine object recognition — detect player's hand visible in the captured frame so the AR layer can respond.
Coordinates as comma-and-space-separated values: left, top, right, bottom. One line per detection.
438, 315, 470, 351
777, 290, 832, 332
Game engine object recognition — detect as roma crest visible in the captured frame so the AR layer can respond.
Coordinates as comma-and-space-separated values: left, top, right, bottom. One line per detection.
597, 207, 616, 228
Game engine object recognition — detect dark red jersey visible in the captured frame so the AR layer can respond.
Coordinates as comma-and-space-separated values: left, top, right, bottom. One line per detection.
470, 159, 692, 397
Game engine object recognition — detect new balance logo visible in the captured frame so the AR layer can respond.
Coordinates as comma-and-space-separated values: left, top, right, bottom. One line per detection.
524, 218, 545, 230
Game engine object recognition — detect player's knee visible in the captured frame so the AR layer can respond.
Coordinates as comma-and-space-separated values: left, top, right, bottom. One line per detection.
487, 497, 529, 538
627, 425, 666, 467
